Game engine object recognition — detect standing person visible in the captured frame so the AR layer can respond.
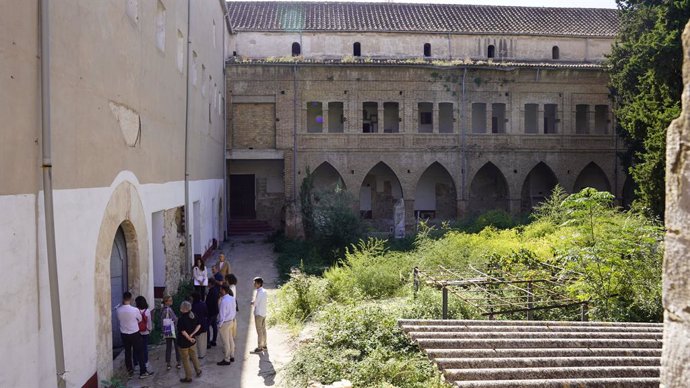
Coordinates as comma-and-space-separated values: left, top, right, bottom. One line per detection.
177, 301, 202, 383
225, 273, 239, 338
161, 295, 181, 370
216, 285, 236, 365
205, 278, 220, 347
250, 277, 268, 353
133, 296, 152, 372
217, 253, 231, 277
191, 292, 209, 359
116, 292, 153, 379
193, 258, 208, 300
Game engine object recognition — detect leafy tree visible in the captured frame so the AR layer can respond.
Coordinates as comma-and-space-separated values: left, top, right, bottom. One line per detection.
608, 0, 690, 218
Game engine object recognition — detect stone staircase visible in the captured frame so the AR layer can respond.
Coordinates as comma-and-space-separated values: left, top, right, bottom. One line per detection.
228, 219, 274, 236
399, 319, 663, 388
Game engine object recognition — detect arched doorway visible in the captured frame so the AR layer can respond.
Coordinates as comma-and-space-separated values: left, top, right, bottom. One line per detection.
110, 226, 128, 354
414, 162, 457, 220
521, 162, 559, 212
359, 162, 403, 228
312, 162, 346, 191
573, 162, 611, 193
622, 175, 635, 209
469, 162, 509, 214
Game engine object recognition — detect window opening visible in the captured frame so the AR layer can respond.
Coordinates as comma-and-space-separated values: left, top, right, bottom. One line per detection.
328, 102, 344, 133
307, 101, 323, 133
383, 102, 400, 133
418, 102, 433, 133
544, 104, 558, 134
524, 104, 538, 133
552, 46, 560, 60
492, 103, 506, 133
472, 103, 487, 133
353, 42, 361, 57
575, 104, 590, 134
424, 43, 431, 57
362, 102, 378, 133
488, 45, 495, 58
292, 42, 301, 56
439, 103, 454, 133
594, 105, 609, 134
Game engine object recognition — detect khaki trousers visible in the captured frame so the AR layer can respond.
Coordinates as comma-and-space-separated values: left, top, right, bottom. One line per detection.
255, 315, 267, 349
179, 346, 200, 380
219, 321, 235, 362
195, 332, 207, 359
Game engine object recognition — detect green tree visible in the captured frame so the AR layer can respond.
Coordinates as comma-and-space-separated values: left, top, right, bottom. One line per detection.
608, 0, 689, 218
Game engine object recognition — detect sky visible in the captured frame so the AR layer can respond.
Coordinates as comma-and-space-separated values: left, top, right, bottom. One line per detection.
233, 0, 619, 9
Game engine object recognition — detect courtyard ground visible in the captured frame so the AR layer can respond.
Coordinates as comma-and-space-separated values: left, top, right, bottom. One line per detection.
122, 236, 294, 388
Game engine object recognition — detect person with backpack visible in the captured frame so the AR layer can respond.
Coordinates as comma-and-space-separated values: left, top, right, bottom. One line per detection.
133, 296, 152, 372
116, 292, 153, 379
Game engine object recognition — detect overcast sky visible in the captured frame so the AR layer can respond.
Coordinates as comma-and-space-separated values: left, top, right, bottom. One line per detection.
233, 0, 618, 9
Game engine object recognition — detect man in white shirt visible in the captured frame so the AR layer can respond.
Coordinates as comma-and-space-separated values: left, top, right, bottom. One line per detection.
216, 285, 236, 365
116, 292, 153, 379
250, 277, 268, 353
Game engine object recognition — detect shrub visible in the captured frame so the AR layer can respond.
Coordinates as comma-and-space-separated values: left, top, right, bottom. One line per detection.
270, 269, 329, 326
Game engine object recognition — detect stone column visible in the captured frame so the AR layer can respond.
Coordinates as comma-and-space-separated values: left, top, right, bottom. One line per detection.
662, 21, 690, 388
377, 103, 384, 133
404, 199, 415, 235
322, 102, 329, 133
433, 105, 439, 133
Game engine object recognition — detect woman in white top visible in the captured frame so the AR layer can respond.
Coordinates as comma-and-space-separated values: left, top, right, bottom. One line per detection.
193, 258, 208, 300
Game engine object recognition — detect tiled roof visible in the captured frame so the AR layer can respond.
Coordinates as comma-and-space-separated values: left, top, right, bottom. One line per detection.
227, 2, 619, 37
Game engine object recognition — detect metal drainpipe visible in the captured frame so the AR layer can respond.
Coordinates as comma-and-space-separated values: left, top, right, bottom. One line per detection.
39, 1, 66, 387
222, 9, 228, 241
184, 0, 192, 267
460, 68, 467, 211
292, 65, 298, 201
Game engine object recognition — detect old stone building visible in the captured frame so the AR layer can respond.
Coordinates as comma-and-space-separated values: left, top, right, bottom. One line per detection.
225, 2, 626, 235
0, 1, 229, 386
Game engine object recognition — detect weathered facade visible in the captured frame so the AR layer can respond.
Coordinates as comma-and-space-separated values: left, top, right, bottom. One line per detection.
225, 2, 626, 234
0, 1, 229, 386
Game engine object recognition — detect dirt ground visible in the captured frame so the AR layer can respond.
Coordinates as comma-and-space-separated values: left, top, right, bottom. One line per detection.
123, 236, 294, 388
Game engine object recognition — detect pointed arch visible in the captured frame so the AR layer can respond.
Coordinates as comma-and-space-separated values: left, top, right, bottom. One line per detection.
622, 175, 635, 210
414, 162, 457, 220
311, 161, 347, 191
359, 162, 403, 222
469, 162, 510, 214
521, 162, 559, 213
573, 162, 611, 193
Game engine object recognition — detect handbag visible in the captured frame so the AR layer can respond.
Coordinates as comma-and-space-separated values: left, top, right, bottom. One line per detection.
162, 308, 176, 338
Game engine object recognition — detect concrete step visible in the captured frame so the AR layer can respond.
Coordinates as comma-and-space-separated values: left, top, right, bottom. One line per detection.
444, 366, 660, 382
408, 331, 662, 340
399, 319, 663, 328
425, 348, 662, 359
401, 324, 663, 333
416, 338, 662, 349
454, 377, 661, 388
435, 356, 661, 369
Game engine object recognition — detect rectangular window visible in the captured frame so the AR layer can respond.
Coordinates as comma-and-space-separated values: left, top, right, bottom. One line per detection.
383, 102, 399, 133
524, 104, 538, 133
594, 105, 609, 134
307, 102, 323, 133
575, 104, 590, 134
439, 103, 454, 133
491, 103, 506, 133
362, 102, 378, 133
156, 0, 166, 52
177, 30, 184, 73
328, 102, 344, 133
544, 104, 558, 134
418, 102, 433, 133
472, 103, 487, 133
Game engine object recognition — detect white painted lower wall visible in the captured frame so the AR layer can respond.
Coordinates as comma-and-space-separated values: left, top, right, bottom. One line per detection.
0, 171, 225, 387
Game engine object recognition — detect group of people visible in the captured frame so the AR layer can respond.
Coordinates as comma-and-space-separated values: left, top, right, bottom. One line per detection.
116, 253, 269, 384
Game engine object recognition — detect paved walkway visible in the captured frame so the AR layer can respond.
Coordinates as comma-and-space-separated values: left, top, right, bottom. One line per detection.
125, 236, 294, 388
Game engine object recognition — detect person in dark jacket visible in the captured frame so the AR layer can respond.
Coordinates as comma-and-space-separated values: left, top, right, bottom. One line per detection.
205, 278, 220, 347
191, 292, 209, 358
177, 301, 202, 383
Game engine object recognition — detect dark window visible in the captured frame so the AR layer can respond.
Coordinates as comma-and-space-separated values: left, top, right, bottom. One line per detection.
544, 104, 558, 134
424, 43, 431, 57
488, 45, 495, 58
552, 46, 560, 60
353, 42, 361, 57
594, 105, 609, 134
524, 104, 538, 134
292, 42, 301, 56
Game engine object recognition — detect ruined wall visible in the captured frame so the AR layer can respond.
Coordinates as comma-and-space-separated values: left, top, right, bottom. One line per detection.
662, 21, 690, 388
163, 207, 187, 295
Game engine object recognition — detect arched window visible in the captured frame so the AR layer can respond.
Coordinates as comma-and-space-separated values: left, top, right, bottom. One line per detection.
292, 42, 301, 57
353, 42, 361, 57
552, 46, 560, 60
423, 43, 431, 57
487, 45, 495, 58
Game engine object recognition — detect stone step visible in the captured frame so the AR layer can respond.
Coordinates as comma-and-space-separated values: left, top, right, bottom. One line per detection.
444, 366, 660, 382
454, 377, 661, 388
425, 348, 662, 359
399, 319, 662, 328
408, 331, 662, 340
416, 338, 662, 349
401, 324, 663, 333
435, 356, 661, 369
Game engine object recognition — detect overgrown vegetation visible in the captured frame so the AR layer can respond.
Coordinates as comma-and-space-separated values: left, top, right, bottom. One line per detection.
272, 187, 663, 387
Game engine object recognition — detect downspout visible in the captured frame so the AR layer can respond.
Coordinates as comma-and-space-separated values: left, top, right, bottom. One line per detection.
184, 0, 192, 267
39, 1, 66, 387
222, 10, 228, 241
460, 68, 467, 212
292, 65, 298, 201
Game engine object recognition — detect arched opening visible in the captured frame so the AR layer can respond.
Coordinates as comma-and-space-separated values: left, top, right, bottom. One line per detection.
359, 162, 403, 228
552, 46, 560, 60
311, 162, 347, 191
353, 42, 361, 57
521, 162, 559, 213
292, 42, 301, 56
423, 43, 431, 57
469, 162, 510, 214
488, 45, 495, 58
414, 162, 457, 220
573, 162, 611, 193
622, 175, 635, 210
110, 226, 128, 355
